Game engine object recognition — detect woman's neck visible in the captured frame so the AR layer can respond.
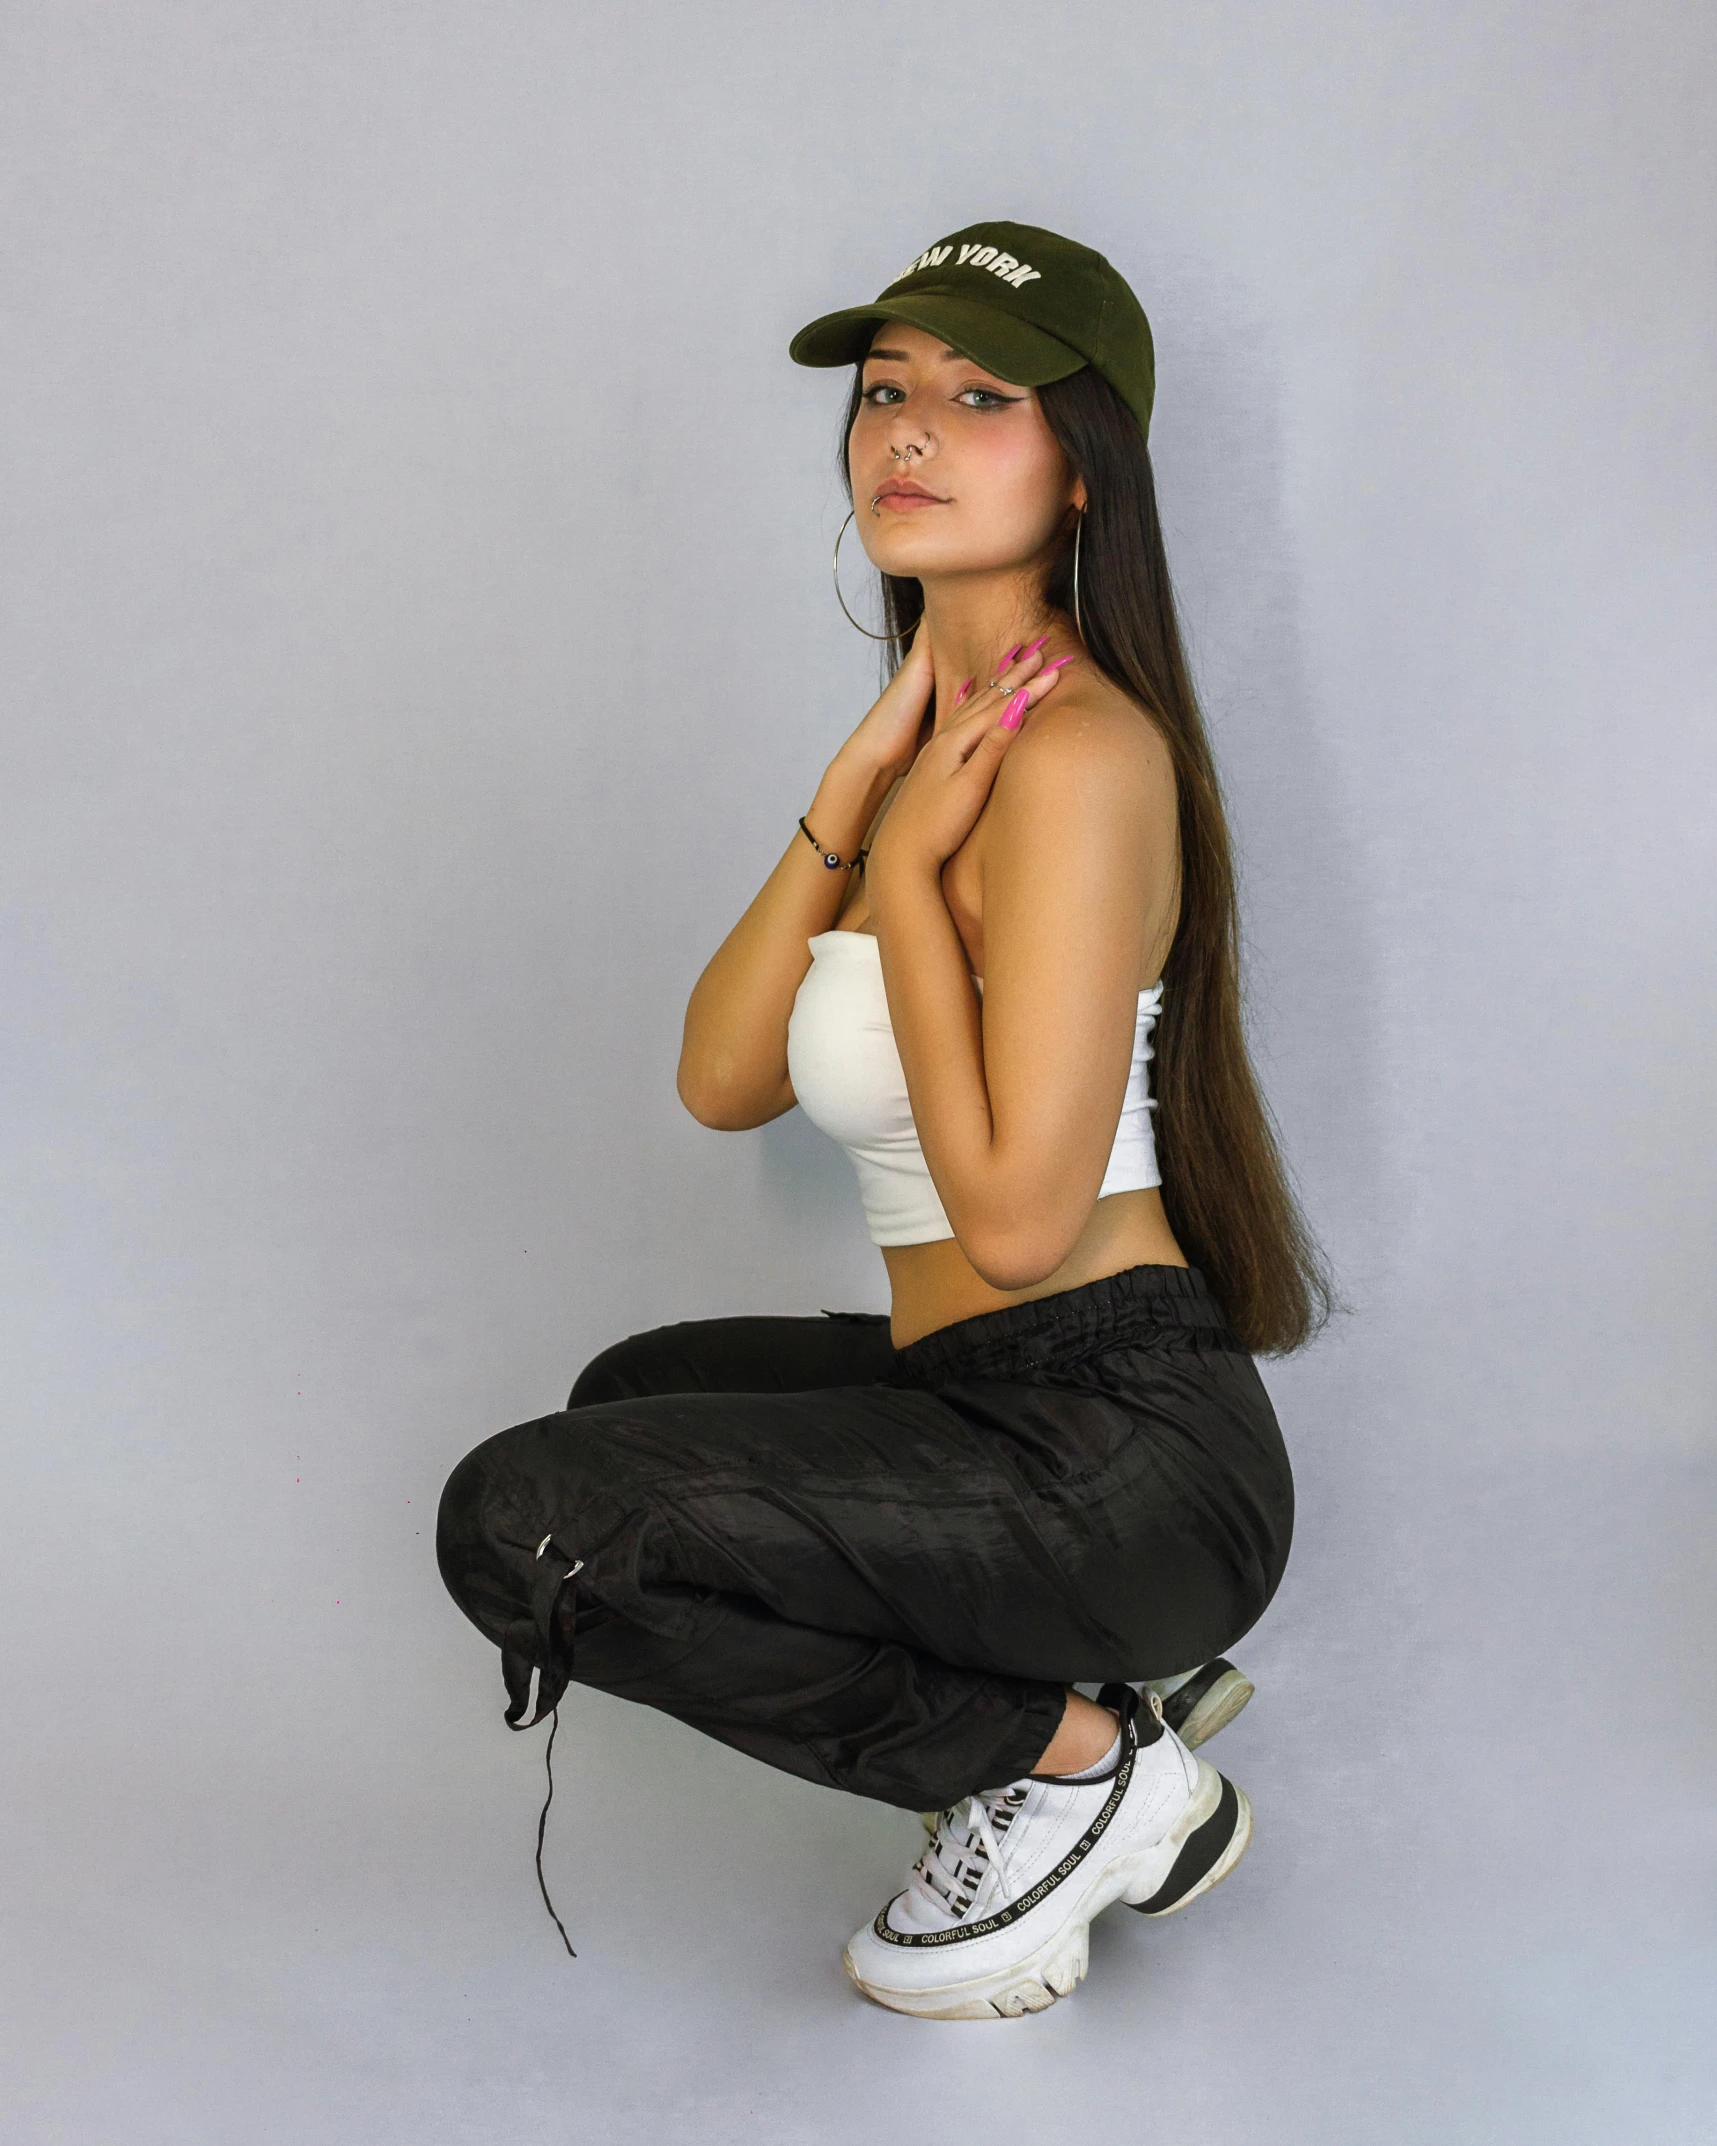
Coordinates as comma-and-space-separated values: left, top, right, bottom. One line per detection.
917, 573, 1062, 732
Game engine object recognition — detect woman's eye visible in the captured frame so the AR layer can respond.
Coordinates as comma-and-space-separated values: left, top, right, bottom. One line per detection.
863, 383, 907, 405
957, 387, 1012, 409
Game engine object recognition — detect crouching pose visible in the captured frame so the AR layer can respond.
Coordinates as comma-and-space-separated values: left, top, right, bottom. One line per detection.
438, 221, 1326, 2018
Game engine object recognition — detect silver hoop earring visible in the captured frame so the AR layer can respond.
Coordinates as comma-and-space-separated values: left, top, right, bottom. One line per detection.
1072, 510, 1085, 643
832, 510, 904, 643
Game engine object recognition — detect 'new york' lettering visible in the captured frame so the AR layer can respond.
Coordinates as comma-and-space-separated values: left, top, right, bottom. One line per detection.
899, 242, 1042, 291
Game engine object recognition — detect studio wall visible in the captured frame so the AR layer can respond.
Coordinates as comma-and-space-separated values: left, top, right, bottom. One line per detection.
2, 5, 1712, 2139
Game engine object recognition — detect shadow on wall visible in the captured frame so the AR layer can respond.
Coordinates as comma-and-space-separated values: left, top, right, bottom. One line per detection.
1149, 264, 1390, 1313
1136, 265, 1405, 1762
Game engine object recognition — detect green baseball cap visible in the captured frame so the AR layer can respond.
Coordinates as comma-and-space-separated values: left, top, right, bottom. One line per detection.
789, 219, 1155, 438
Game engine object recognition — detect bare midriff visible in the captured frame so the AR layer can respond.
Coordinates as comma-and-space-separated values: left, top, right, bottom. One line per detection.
882, 1184, 1188, 1349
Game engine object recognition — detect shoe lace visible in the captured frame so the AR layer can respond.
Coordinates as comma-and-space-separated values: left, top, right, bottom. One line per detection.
906, 1783, 1031, 1924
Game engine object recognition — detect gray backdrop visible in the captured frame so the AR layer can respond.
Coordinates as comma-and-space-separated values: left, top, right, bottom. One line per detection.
3, 4, 1712, 2141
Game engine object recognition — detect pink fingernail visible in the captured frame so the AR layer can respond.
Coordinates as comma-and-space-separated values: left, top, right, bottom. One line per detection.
954, 676, 974, 705
1002, 644, 1022, 666
999, 688, 1030, 730
1023, 633, 1050, 657
1042, 655, 1077, 673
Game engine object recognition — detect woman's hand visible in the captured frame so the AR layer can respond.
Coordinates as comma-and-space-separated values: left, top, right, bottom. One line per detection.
866, 642, 1074, 882
833, 624, 937, 788
796, 626, 937, 864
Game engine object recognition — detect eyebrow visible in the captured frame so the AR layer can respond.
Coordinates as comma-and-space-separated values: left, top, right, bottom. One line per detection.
861, 344, 968, 365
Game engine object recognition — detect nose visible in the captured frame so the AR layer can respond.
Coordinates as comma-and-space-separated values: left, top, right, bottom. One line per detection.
885, 424, 935, 464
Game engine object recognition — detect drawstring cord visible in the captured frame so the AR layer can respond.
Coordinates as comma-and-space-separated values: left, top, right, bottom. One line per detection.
513, 1532, 583, 1961
535, 1706, 576, 1959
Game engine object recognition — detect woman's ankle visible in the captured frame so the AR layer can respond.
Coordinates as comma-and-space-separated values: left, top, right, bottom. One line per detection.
1031, 1689, 1120, 1776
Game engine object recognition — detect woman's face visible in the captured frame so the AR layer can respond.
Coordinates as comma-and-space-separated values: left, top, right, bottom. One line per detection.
847, 321, 1085, 585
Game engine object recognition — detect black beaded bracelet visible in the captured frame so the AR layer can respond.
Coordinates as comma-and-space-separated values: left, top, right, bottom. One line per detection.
798, 816, 868, 873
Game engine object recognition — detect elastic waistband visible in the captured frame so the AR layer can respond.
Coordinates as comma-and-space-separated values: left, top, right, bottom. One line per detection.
888, 1264, 1241, 1388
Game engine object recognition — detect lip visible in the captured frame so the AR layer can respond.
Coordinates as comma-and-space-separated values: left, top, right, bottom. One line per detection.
872, 479, 948, 510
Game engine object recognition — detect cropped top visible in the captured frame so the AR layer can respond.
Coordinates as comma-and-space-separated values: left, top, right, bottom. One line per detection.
786, 929, 1163, 1248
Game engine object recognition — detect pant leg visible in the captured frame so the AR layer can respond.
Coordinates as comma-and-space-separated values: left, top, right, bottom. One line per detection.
437, 1376, 1081, 1811
567, 1312, 896, 1409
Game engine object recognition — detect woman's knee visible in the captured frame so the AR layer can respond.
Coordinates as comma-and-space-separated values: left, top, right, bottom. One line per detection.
435, 1439, 514, 1639
437, 1405, 645, 1637
568, 1324, 688, 1408
435, 1418, 577, 1643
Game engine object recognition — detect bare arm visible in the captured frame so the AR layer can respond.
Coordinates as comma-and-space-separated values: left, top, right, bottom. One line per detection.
866, 678, 1170, 1289
676, 635, 936, 1130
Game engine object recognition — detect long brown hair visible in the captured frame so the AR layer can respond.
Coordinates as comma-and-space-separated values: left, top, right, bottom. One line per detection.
841, 365, 1330, 1353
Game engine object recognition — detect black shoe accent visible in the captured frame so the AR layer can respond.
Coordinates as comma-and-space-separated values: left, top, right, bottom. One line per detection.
1111, 1680, 1164, 1747
1159, 1660, 1236, 1738
1128, 1774, 1240, 1914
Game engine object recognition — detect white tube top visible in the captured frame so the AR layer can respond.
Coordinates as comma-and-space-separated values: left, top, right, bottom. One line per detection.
786, 930, 1163, 1248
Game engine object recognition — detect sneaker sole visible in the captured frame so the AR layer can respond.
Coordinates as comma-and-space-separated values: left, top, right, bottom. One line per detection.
1125, 1759, 1253, 1917
842, 1919, 1093, 2020
1165, 1665, 1255, 1752
848, 1760, 1251, 2020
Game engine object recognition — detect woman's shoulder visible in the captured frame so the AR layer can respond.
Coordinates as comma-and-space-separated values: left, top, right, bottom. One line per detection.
994, 662, 1176, 816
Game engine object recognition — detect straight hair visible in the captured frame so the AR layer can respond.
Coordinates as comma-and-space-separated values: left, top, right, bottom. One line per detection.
841, 365, 1331, 1354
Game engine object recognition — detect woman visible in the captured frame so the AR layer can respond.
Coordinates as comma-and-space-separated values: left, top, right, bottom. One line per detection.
437, 220, 1326, 2020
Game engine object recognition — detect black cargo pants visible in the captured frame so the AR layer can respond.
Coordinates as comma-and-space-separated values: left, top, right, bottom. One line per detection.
436, 1264, 1292, 1812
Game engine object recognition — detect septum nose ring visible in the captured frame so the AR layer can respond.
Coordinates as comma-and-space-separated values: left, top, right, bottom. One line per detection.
872, 438, 931, 512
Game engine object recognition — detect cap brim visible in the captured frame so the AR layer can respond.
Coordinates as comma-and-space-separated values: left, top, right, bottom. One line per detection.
789, 291, 1088, 388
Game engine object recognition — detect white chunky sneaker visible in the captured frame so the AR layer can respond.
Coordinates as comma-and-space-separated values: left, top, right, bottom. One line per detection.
847, 1685, 1252, 2020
